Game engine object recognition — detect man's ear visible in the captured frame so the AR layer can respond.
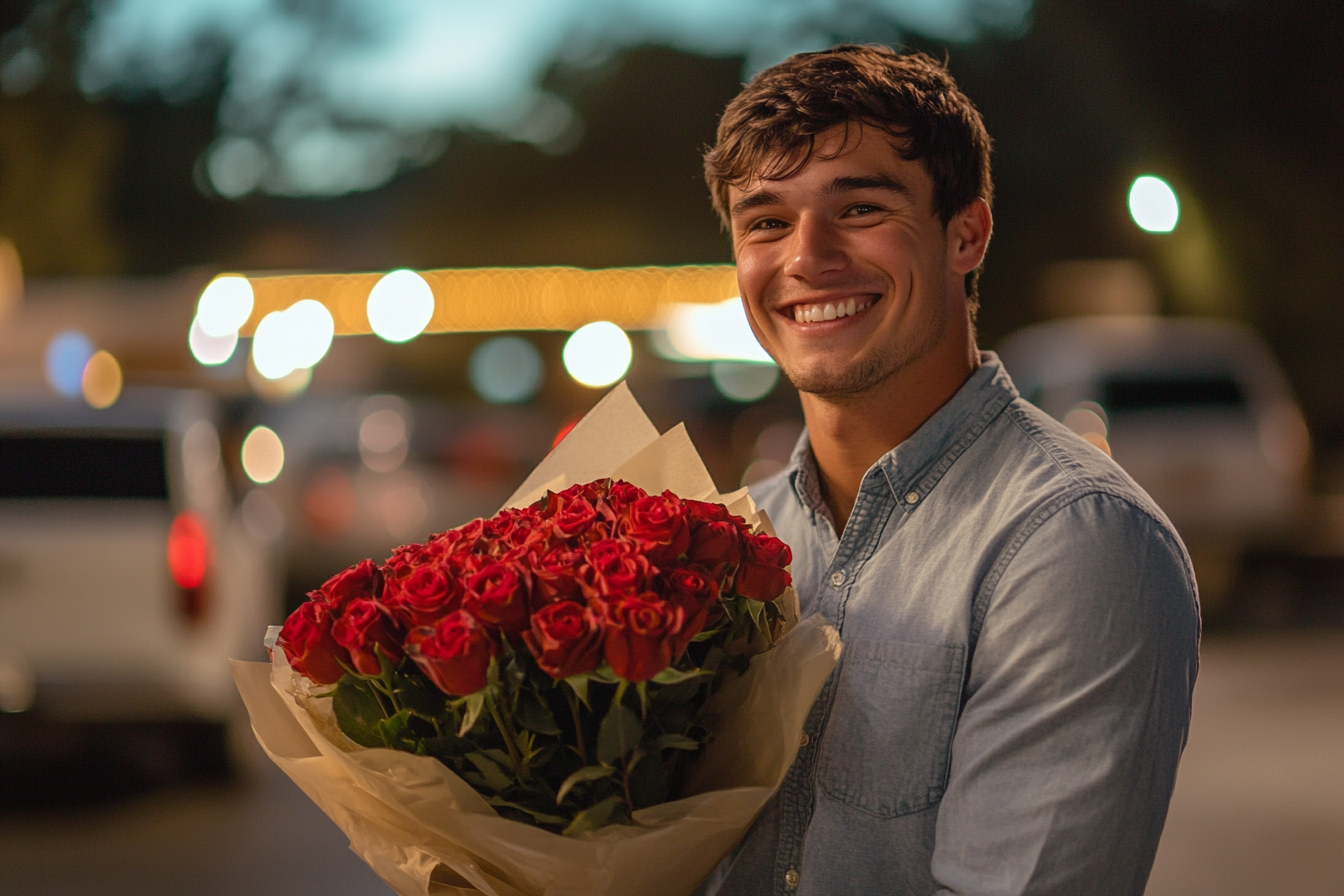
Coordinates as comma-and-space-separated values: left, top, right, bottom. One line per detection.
947, 198, 993, 276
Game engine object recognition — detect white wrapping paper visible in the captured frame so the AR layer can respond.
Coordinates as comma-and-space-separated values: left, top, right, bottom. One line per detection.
233, 383, 841, 896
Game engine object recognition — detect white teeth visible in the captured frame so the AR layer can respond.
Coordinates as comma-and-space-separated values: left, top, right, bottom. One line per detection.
791, 298, 875, 323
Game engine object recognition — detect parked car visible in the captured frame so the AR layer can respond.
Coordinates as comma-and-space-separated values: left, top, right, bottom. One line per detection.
997, 315, 1311, 609
0, 387, 278, 759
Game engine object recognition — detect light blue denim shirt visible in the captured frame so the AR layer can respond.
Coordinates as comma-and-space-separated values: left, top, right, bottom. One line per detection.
706, 353, 1200, 896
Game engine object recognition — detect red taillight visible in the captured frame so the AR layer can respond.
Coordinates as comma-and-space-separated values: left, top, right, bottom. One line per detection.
168, 512, 211, 621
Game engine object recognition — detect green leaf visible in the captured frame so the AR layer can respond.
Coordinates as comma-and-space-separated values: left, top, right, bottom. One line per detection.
648, 733, 702, 752
514, 688, 562, 736
564, 675, 590, 708
556, 764, 616, 805
394, 671, 447, 719
333, 678, 390, 748
650, 666, 713, 686
562, 795, 626, 836
596, 702, 643, 764
459, 691, 486, 737
378, 708, 418, 748
486, 796, 567, 827
465, 752, 514, 792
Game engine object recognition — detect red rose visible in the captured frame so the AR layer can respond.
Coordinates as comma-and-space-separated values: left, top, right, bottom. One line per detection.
331, 598, 405, 675
554, 496, 599, 539
605, 480, 647, 513
599, 591, 683, 682
686, 519, 743, 580
535, 545, 586, 603
315, 559, 381, 609
384, 563, 462, 628
462, 561, 532, 634
406, 612, 494, 696
277, 599, 350, 685
619, 492, 691, 565
733, 533, 793, 603
583, 538, 652, 597
523, 600, 603, 679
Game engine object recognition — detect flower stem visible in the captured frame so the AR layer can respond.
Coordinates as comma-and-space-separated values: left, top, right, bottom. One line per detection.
488, 692, 525, 780
565, 687, 588, 764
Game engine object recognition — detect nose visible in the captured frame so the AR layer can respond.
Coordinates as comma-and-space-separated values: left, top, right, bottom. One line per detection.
783, 214, 849, 283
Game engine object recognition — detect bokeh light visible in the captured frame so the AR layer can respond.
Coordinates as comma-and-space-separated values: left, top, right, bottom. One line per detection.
251, 299, 335, 379
44, 330, 94, 398
195, 275, 254, 336
563, 321, 631, 387
367, 269, 435, 342
189, 317, 239, 365
359, 397, 411, 474
1063, 402, 1112, 456
241, 425, 285, 484
80, 350, 123, 409
712, 361, 779, 402
469, 336, 544, 403
1128, 175, 1180, 233
665, 298, 773, 363
166, 511, 210, 589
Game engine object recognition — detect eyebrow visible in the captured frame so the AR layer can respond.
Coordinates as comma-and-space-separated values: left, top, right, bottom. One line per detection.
729, 174, 913, 219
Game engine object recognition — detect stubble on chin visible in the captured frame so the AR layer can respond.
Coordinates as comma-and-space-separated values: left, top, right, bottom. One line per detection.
779, 309, 948, 402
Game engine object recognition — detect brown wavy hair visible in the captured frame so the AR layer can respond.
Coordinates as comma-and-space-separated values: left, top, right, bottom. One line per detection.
703, 45, 993, 304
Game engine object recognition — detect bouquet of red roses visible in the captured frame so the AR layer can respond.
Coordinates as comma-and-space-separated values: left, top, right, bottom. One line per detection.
275, 477, 792, 834
234, 384, 841, 896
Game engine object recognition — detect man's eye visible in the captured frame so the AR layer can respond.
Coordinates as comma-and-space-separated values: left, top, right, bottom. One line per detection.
847, 203, 882, 216
751, 218, 787, 231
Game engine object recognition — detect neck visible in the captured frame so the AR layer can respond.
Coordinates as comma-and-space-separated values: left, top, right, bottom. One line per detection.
802, 336, 979, 531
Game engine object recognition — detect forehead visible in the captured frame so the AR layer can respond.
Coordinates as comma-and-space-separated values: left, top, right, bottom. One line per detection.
728, 124, 926, 200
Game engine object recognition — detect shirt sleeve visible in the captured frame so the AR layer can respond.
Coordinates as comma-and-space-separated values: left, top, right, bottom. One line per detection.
932, 492, 1200, 896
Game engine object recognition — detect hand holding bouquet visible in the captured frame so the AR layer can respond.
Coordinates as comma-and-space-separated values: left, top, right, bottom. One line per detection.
233, 384, 841, 896
277, 477, 793, 834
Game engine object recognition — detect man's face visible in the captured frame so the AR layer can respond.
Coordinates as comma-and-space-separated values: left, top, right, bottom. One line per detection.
728, 124, 968, 398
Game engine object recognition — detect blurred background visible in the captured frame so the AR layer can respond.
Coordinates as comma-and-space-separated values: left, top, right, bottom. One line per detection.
0, 0, 1339, 893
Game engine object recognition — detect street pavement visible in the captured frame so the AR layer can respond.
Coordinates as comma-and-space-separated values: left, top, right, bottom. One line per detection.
1, 629, 1341, 895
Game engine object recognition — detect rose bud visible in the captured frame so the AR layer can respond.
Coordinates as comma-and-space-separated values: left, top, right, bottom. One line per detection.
383, 563, 462, 628
535, 546, 587, 603
406, 612, 495, 696
582, 538, 652, 597
599, 591, 683, 683
664, 566, 720, 656
686, 519, 743, 580
523, 600, 604, 680
277, 600, 351, 685
462, 561, 532, 634
553, 496, 600, 540
619, 492, 691, 565
733, 533, 793, 603
316, 558, 382, 610
331, 598, 405, 675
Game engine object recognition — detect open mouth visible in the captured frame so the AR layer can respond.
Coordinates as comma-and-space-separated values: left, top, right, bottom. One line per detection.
788, 297, 876, 323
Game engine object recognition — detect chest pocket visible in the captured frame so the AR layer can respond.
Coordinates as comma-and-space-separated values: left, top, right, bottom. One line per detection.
817, 638, 965, 818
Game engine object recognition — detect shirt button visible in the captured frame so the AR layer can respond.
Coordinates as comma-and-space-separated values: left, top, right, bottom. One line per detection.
905, 490, 920, 504
785, 869, 800, 889
829, 570, 846, 587
799, 731, 810, 748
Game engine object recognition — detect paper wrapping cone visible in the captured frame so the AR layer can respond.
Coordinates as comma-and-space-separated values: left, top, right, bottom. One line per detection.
234, 382, 840, 895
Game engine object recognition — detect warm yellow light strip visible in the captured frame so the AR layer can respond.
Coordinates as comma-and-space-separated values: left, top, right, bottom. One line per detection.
240, 265, 739, 336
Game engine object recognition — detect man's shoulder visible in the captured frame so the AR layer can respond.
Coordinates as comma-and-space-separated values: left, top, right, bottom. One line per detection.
974, 396, 1176, 539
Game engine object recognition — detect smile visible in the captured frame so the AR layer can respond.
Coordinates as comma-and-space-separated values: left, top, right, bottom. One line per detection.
789, 297, 875, 323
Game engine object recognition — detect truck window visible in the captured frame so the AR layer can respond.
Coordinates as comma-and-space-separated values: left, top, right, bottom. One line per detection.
0, 433, 169, 500
1102, 375, 1247, 413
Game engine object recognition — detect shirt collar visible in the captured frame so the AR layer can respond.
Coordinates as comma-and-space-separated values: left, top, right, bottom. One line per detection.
787, 351, 1018, 519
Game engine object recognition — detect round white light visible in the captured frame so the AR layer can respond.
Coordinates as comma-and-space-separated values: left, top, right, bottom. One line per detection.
241, 425, 285, 484
195, 276, 254, 337
712, 361, 779, 402
469, 336, 544, 403
1128, 175, 1180, 233
367, 269, 435, 342
563, 321, 632, 388
285, 299, 335, 370
188, 317, 239, 365
250, 300, 334, 379
251, 310, 295, 379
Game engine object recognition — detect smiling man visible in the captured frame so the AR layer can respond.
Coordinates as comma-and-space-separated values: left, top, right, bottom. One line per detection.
700, 47, 1200, 895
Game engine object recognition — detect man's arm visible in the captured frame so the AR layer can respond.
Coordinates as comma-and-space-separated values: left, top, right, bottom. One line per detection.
933, 492, 1200, 896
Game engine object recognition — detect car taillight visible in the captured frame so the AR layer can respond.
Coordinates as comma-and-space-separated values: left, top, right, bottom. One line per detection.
168, 510, 211, 621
